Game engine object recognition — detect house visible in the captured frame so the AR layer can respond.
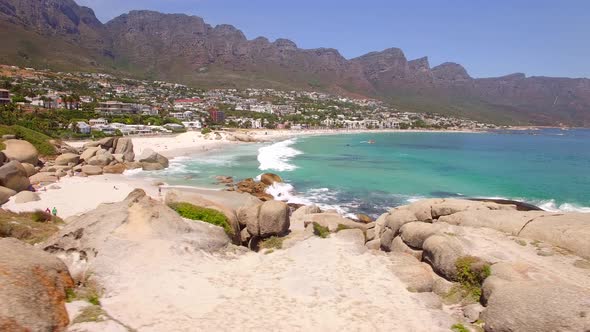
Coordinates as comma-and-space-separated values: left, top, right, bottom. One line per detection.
0, 89, 10, 105
182, 121, 202, 130
89, 118, 109, 126
95, 101, 138, 115
75, 122, 91, 134
208, 109, 225, 123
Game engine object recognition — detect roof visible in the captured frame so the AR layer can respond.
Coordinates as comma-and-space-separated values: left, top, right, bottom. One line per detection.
174, 98, 201, 103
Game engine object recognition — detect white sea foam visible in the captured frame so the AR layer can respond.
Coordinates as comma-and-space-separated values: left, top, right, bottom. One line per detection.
257, 139, 302, 172
536, 200, 590, 213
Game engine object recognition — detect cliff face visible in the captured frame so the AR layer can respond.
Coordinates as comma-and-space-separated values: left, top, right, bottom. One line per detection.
1, 0, 590, 126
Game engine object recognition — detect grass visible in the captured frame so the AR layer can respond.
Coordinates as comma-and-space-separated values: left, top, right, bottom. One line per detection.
169, 202, 234, 235
259, 236, 283, 250
455, 256, 491, 302
451, 323, 469, 332
201, 128, 212, 135
336, 224, 350, 232
0, 125, 57, 156
65, 288, 77, 303
514, 238, 527, 246
0, 209, 62, 244
72, 305, 106, 324
313, 222, 330, 238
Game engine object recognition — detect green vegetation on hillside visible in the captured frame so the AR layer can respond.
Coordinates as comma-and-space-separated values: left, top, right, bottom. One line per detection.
0, 124, 57, 155
0, 210, 63, 244
168, 202, 234, 235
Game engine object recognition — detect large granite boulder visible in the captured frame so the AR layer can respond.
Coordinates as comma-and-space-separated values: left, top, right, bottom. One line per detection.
304, 213, 373, 232
391, 236, 423, 260
97, 137, 116, 149
88, 149, 114, 166
55, 152, 80, 166
138, 148, 169, 171
44, 189, 231, 281
260, 173, 283, 186
0, 186, 16, 205
0, 160, 31, 192
29, 172, 58, 185
103, 163, 127, 174
13, 190, 41, 204
387, 253, 435, 293
249, 200, 290, 237
482, 281, 590, 332
81, 165, 103, 176
399, 221, 448, 249
438, 210, 550, 235
20, 163, 37, 177
519, 213, 590, 260
114, 137, 135, 161
290, 204, 321, 231
1, 139, 39, 165
0, 238, 74, 331
422, 234, 466, 281
334, 228, 366, 247
80, 147, 101, 161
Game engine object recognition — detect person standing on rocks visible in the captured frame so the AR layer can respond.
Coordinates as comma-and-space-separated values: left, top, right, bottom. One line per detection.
52, 207, 57, 217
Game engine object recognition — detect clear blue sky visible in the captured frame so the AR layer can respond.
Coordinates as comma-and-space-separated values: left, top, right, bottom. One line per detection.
77, 0, 590, 78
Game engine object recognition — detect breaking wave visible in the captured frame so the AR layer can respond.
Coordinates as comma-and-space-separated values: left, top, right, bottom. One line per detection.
257, 139, 302, 172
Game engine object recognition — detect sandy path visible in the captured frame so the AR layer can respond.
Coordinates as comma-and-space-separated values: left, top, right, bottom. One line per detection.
100, 236, 456, 332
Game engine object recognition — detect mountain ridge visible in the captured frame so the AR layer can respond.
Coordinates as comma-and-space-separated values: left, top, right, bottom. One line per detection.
1, 0, 589, 126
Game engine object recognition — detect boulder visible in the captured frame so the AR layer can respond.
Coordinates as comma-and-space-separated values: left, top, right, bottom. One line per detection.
374, 212, 388, 236
0, 186, 16, 205
385, 208, 419, 235
422, 234, 466, 281
21, 163, 37, 177
365, 227, 376, 241
113, 137, 134, 161
438, 210, 549, 235
103, 163, 127, 174
388, 253, 435, 293
80, 147, 101, 161
481, 281, 590, 332
257, 200, 290, 237
0, 238, 74, 331
404, 198, 444, 221
304, 213, 373, 232
290, 204, 321, 230
0, 151, 6, 164
97, 137, 116, 149
463, 303, 484, 323
81, 165, 103, 176
240, 227, 251, 244
88, 149, 113, 166
0, 160, 31, 192
44, 190, 230, 281
391, 236, 423, 261
356, 213, 373, 223
260, 173, 282, 186
335, 228, 366, 246
380, 228, 395, 251
1, 139, 39, 165
365, 238, 381, 250
13, 190, 41, 204
82, 141, 100, 149
29, 172, 57, 185
54, 153, 80, 166
519, 213, 590, 260
138, 149, 169, 171
399, 221, 447, 249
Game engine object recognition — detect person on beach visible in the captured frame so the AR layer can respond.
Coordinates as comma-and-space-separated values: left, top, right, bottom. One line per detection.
159, 187, 162, 196
45, 208, 51, 214
51, 207, 57, 217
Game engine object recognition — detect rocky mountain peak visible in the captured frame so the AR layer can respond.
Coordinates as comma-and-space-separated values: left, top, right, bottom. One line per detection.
432, 62, 471, 81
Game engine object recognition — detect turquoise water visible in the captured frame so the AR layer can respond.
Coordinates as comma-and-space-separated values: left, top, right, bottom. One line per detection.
130, 129, 590, 217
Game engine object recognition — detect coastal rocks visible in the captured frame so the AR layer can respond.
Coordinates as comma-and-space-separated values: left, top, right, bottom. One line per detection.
113, 137, 134, 161
138, 148, 169, 171
54, 152, 80, 166
289, 204, 321, 230
81, 165, 103, 176
13, 190, 41, 204
356, 213, 373, 223
87, 149, 114, 166
0, 186, 16, 205
481, 281, 590, 332
334, 228, 366, 248
44, 189, 231, 281
0, 160, 31, 192
304, 213, 374, 232
234, 178, 273, 201
0, 238, 74, 332
245, 200, 290, 238
399, 221, 448, 249
103, 163, 127, 174
260, 173, 283, 186
80, 147, 100, 161
387, 253, 435, 293
1, 139, 39, 165
29, 171, 58, 185
422, 234, 466, 281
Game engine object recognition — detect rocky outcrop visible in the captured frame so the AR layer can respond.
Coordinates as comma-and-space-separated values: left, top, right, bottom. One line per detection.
113, 137, 134, 161
44, 189, 231, 281
138, 148, 169, 171
13, 190, 40, 204
0, 160, 31, 192
0, 238, 74, 331
260, 173, 283, 186
54, 152, 80, 166
1, 139, 39, 165
243, 200, 290, 238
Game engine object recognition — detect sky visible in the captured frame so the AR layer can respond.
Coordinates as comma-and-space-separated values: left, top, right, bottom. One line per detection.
76, 0, 590, 78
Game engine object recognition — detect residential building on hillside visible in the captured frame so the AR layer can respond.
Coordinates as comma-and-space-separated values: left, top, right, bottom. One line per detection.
208, 109, 225, 123
0, 89, 10, 104
96, 101, 139, 115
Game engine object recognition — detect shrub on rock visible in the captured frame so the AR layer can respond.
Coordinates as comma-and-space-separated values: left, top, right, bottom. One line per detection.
169, 202, 234, 236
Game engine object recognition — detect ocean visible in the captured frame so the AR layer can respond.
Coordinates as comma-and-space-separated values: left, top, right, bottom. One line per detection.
127, 128, 590, 218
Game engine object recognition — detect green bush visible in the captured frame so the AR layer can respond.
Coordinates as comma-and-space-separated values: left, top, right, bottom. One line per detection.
0, 125, 57, 155
201, 127, 212, 135
313, 222, 330, 238
31, 210, 53, 222
260, 236, 283, 250
169, 202, 233, 235
336, 224, 350, 232
451, 323, 469, 332
455, 256, 491, 301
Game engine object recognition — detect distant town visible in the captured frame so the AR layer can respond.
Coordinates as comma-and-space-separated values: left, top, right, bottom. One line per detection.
0, 64, 496, 138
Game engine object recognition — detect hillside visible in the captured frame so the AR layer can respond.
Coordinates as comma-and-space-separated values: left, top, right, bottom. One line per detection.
0, 0, 589, 126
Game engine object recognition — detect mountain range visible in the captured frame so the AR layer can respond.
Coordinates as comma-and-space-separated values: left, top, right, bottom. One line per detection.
1, 0, 589, 126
